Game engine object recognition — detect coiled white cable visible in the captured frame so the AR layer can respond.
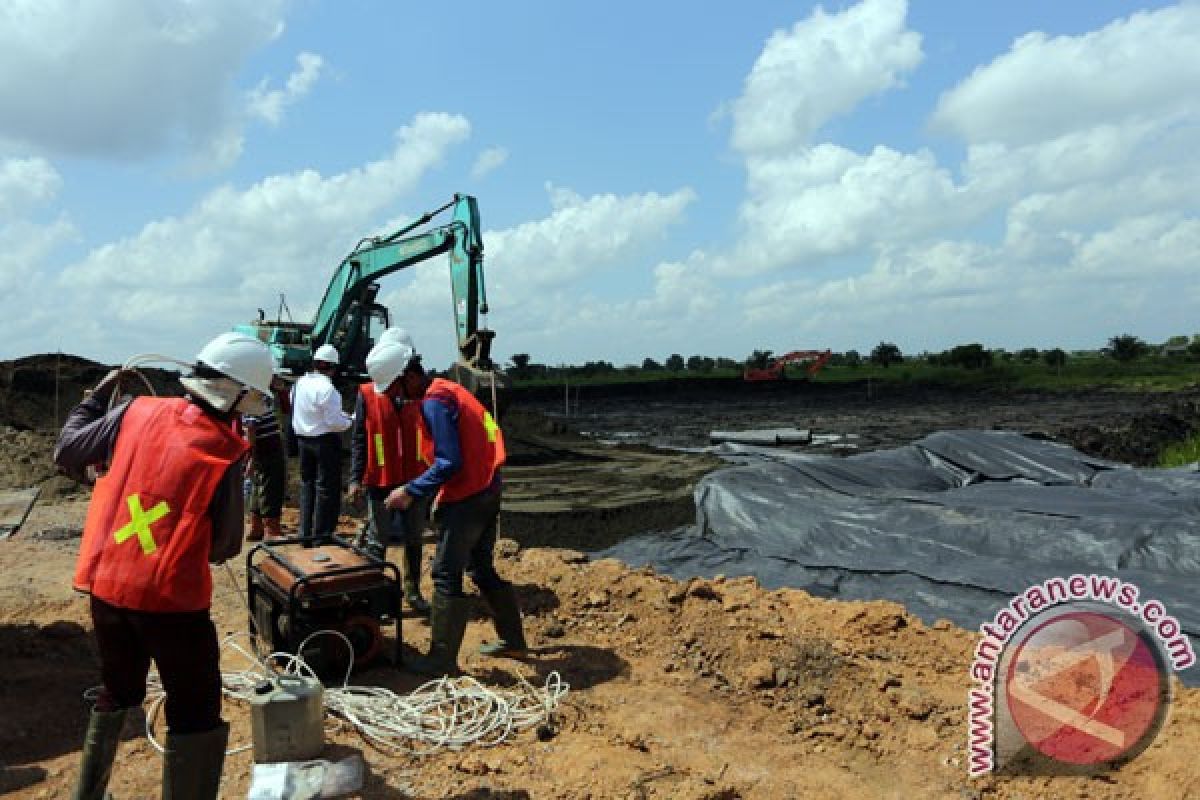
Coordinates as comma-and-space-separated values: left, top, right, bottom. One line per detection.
86, 630, 569, 756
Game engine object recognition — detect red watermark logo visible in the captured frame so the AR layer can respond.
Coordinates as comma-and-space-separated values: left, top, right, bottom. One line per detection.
967, 575, 1193, 776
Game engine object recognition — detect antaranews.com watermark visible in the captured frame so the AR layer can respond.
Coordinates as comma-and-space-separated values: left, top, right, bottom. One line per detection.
968, 574, 1195, 776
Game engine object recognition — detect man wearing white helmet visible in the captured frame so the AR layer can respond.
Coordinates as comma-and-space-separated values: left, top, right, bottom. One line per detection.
347, 328, 431, 614
53, 331, 274, 800
367, 331, 527, 676
290, 343, 353, 543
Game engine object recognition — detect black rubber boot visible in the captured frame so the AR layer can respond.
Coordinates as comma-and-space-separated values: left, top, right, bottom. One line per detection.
162, 722, 228, 800
405, 593, 470, 676
478, 582, 528, 657
71, 708, 126, 800
402, 542, 430, 616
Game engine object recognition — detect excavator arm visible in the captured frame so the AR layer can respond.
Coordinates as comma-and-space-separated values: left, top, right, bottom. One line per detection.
309, 193, 497, 374
236, 193, 509, 411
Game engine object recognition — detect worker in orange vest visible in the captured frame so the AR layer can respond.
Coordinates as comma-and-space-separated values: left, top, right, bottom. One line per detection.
54, 332, 275, 800
346, 328, 432, 614
367, 332, 526, 676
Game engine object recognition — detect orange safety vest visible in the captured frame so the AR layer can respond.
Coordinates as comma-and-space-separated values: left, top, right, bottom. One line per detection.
424, 378, 505, 504
398, 398, 434, 483
359, 384, 405, 487
74, 397, 247, 612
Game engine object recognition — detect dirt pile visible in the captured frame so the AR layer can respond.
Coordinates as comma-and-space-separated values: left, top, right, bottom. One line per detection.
0, 354, 181, 433
4, 356, 1200, 797
2, 509, 1198, 799
1059, 395, 1200, 465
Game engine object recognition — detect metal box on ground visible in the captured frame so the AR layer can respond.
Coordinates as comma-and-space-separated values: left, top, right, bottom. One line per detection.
249, 674, 326, 763
246, 537, 401, 681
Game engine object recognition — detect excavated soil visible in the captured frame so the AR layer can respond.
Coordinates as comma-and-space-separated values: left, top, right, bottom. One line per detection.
2, 357, 1200, 798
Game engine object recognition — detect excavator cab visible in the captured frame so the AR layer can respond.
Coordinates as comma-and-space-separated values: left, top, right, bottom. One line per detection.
330, 283, 389, 384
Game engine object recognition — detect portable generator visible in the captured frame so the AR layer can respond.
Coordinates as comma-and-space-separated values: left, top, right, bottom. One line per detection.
246, 537, 401, 680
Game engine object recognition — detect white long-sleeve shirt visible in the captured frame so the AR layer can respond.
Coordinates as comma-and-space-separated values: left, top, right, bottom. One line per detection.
290, 372, 352, 436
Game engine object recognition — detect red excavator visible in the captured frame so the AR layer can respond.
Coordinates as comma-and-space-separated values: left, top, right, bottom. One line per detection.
744, 349, 832, 382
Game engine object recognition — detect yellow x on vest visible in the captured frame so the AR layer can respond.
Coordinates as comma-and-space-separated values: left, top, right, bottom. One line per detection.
113, 494, 171, 555
483, 412, 499, 443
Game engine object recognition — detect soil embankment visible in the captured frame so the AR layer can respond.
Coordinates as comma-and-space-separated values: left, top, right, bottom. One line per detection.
2, 356, 1199, 798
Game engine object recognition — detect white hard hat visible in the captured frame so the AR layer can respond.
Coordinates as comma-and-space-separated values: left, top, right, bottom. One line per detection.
181, 331, 274, 414
195, 332, 274, 395
313, 344, 340, 365
378, 327, 416, 351
366, 339, 416, 394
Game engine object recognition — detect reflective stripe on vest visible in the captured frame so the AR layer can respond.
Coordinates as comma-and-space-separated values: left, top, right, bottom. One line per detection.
74, 397, 246, 612
360, 383, 406, 487
417, 427, 431, 466
424, 378, 506, 504
399, 399, 434, 482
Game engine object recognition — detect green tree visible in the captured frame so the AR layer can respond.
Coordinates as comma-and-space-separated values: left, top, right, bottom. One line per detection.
843, 349, 861, 368
665, 353, 685, 371
870, 342, 903, 368
746, 349, 774, 369
715, 357, 739, 370
947, 343, 992, 370
1017, 347, 1040, 363
642, 357, 661, 371
1106, 334, 1148, 362
509, 353, 532, 379
1043, 348, 1066, 374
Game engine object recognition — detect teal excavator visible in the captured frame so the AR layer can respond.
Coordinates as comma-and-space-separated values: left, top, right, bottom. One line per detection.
235, 193, 509, 409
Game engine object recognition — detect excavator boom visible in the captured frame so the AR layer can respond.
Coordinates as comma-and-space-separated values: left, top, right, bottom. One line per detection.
309, 193, 495, 376
235, 193, 509, 410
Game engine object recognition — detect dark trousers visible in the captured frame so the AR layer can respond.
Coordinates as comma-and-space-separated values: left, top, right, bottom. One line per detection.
431, 487, 504, 597
248, 445, 287, 519
297, 432, 342, 542
90, 596, 222, 734
365, 487, 427, 556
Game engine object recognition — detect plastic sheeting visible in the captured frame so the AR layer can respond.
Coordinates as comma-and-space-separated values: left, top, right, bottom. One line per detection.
600, 430, 1200, 681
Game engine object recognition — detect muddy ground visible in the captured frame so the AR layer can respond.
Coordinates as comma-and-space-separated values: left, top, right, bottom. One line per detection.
2, 356, 1200, 799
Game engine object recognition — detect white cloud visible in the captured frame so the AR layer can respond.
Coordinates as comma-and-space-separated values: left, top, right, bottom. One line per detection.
931, 4, 1200, 147
0, 0, 285, 162
717, 1, 940, 275
470, 146, 509, 180
378, 185, 697, 366
41, 113, 469, 359
247, 51, 325, 126
0, 217, 74, 283
0, 156, 75, 351
487, 184, 696, 289
731, 0, 922, 156
708, 0, 1198, 360
727, 143, 967, 272
0, 156, 61, 216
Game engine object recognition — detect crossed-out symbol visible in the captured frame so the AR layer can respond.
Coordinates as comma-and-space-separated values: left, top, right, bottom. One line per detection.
483, 412, 500, 443
113, 494, 171, 555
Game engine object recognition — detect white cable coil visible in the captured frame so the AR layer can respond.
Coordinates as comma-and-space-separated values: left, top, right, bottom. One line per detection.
88, 631, 568, 756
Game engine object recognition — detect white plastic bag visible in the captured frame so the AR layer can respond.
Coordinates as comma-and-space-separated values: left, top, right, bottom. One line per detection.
246, 754, 364, 800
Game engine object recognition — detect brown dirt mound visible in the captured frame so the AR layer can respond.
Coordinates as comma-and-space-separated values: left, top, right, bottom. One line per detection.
0, 354, 181, 432
3, 357, 1200, 797
2, 509, 1198, 799
1059, 396, 1200, 465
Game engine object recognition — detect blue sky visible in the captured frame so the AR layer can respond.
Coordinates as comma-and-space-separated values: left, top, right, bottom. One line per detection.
2, 0, 1196, 369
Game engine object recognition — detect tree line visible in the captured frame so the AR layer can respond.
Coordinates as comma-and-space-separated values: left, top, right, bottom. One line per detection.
504, 334, 1200, 380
